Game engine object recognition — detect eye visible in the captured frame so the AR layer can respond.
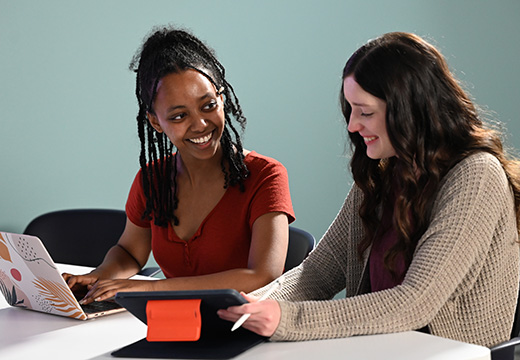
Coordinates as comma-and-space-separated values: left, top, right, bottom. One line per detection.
169, 113, 186, 122
202, 100, 218, 112
361, 112, 374, 117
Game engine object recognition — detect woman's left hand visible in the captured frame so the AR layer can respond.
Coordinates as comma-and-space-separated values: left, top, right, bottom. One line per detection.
217, 293, 281, 337
79, 279, 155, 305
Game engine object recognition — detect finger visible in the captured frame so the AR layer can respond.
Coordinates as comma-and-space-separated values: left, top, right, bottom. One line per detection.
79, 291, 95, 305
79, 286, 95, 305
66, 274, 96, 288
237, 302, 264, 315
217, 309, 242, 322
65, 275, 79, 289
81, 281, 102, 304
241, 293, 259, 303
223, 303, 253, 315
86, 281, 120, 302
80, 287, 107, 305
93, 289, 117, 302
237, 311, 278, 337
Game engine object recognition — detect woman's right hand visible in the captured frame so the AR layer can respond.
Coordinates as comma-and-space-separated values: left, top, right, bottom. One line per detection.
217, 292, 282, 337
62, 272, 101, 301
63, 271, 100, 286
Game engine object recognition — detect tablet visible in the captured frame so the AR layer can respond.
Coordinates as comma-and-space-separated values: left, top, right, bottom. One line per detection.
115, 289, 247, 326
112, 289, 266, 359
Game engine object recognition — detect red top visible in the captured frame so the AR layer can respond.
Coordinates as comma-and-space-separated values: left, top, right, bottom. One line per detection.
125, 151, 295, 278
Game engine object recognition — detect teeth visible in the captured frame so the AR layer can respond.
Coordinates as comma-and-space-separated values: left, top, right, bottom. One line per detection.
190, 133, 212, 144
364, 136, 377, 142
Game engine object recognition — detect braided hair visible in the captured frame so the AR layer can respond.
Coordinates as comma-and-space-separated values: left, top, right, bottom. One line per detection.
129, 26, 249, 227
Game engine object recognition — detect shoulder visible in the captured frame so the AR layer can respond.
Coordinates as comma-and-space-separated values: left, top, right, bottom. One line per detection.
440, 152, 510, 199
454, 151, 500, 169
240, 151, 291, 197
446, 152, 505, 184
244, 151, 288, 174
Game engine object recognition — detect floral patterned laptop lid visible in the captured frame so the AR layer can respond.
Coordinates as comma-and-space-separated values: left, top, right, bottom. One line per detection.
0, 231, 88, 320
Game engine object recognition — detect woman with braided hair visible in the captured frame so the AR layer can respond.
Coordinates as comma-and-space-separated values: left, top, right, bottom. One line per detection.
218, 32, 520, 347
64, 26, 294, 304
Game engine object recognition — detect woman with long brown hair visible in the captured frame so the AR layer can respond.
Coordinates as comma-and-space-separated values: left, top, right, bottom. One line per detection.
219, 32, 520, 348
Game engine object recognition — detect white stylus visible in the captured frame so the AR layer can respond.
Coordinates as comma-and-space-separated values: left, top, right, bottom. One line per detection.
231, 276, 285, 332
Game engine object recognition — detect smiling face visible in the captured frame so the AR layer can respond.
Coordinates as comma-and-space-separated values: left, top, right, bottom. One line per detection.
147, 69, 225, 164
343, 76, 396, 160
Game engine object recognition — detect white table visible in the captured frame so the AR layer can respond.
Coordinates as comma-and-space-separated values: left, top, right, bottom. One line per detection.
0, 265, 491, 360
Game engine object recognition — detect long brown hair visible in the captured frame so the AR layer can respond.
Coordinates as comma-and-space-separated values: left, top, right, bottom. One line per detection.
340, 32, 520, 278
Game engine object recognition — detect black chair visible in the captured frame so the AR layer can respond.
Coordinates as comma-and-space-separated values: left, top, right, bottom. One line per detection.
490, 285, 520, 360
284, 226, 315, 272
23, 209, 160, 276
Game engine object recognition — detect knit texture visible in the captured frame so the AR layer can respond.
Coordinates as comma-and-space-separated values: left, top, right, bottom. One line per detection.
254, 152, 519, 347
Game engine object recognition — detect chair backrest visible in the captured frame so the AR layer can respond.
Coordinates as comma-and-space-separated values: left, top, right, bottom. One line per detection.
511, 282, 520, 339
284, 226, 315, 272
489, 277, 520, 360
23, 209, 126, 267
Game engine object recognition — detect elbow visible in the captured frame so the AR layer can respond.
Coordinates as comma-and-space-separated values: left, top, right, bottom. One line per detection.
242, 268, 283, 293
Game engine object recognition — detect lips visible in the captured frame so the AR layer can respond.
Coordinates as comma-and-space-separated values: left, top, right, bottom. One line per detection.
188, 131, 213, 145
363, 136, 378, 144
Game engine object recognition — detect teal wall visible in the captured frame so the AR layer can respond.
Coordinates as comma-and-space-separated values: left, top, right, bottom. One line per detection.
2, 1, 519, 257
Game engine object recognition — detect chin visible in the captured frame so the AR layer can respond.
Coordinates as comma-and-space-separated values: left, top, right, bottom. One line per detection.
366, 153, 381, 160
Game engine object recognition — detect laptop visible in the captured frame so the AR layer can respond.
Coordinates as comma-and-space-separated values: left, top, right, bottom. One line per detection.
0, 231, 125, 320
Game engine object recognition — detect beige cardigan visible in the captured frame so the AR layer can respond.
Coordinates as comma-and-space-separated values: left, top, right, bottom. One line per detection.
255, 152, 519, 347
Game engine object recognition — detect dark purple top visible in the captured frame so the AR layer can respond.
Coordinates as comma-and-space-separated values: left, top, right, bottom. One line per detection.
369, 203, 407, 292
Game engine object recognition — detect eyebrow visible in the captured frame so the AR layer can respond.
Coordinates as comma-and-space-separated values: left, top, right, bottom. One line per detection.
165, 92, 215, 113
350, 102, 371, 107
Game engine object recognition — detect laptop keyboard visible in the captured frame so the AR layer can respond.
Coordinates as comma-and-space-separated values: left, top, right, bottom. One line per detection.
81, 300, 122, 314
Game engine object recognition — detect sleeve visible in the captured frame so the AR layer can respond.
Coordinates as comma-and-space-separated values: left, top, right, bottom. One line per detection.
125, 169, 151, 228
252, 184, 365, 302
267, 154, 514, 341
247, 158, 295, 228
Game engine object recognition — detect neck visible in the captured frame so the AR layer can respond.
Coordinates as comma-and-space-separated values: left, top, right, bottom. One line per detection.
176, 150, 225, 187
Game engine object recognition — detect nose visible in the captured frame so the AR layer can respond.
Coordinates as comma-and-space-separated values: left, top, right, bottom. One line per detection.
191, 116, 208, 132
347, 115, 361, 133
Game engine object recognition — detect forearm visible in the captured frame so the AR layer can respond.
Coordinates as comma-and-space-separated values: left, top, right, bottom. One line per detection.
149, 267, 279, 293
253, 189, 364, 302
92, 244, 145, 280
271, 290, 417, 341
251, 249, 344, 302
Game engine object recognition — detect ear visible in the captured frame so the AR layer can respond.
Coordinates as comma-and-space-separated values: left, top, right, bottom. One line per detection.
147, 112, 163, 133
